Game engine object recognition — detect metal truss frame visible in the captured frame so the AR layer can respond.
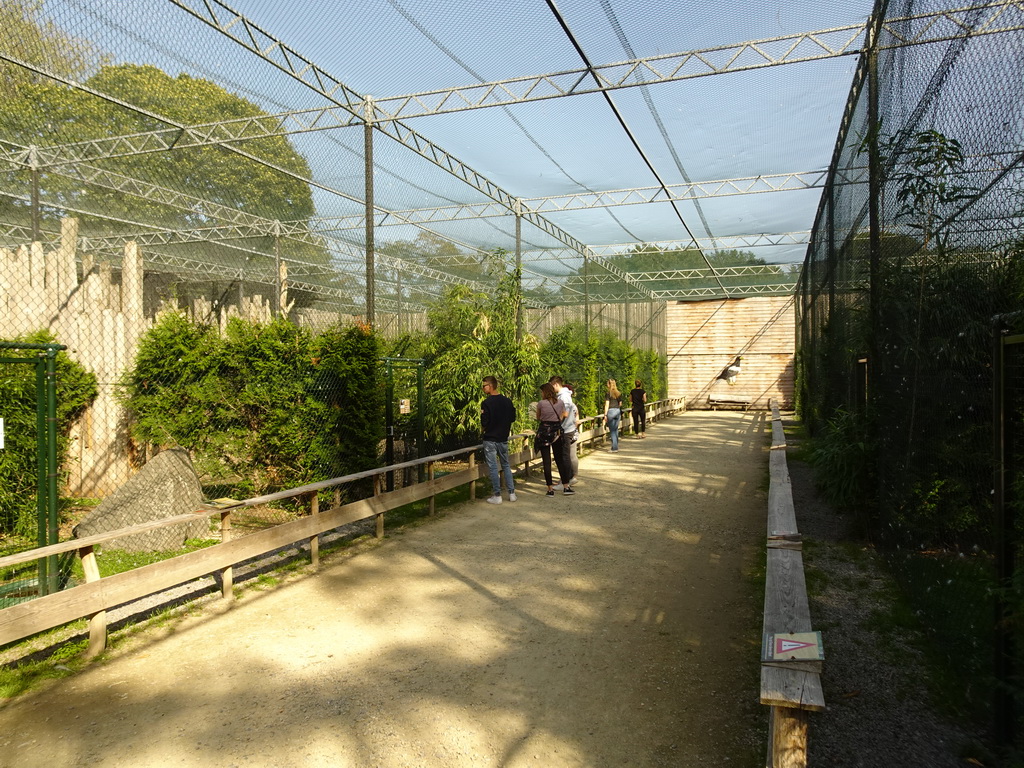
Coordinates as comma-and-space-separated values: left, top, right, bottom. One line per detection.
572, 264, 792, 284
291, 169, 835, 233
166, 0, 659, 300
11, 2, 1013, 304
576, 232, 813, 256
332, 2, 1024, 121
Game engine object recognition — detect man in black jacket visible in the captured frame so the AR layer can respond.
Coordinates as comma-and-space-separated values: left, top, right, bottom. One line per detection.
481, 375, 517, 504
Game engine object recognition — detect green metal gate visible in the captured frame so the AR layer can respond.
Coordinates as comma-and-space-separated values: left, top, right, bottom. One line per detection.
0, 341, 64, 598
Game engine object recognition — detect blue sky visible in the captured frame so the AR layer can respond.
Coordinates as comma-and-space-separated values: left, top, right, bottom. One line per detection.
42, 0, 879, 270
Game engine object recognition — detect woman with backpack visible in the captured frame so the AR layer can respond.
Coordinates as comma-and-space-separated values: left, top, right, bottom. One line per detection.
534, 382, 574, 496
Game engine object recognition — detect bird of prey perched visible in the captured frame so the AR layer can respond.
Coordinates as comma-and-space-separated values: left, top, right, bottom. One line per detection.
720, 355, 742, 385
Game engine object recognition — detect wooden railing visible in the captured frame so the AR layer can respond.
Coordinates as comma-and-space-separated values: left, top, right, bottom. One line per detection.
0, 398, 685, 658
573, 396, 684, 453
761, 400, 825, 768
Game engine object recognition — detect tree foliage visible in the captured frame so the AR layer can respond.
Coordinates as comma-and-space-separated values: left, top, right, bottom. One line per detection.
0, 330, 97, 537
0, 0, 99, 99
420, 251, 540, 447
0, 11, 327, 287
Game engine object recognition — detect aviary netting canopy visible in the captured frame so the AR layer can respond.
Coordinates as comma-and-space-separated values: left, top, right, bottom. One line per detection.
1, 0, 1019, 327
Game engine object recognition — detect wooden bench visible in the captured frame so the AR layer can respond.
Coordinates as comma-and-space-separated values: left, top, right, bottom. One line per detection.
708, 393, 753, 410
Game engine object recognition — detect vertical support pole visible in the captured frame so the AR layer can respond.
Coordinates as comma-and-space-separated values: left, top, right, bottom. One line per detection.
309, 492, 320, 568
514, 199, 524, 343
45, 348, 58, 593
385, 360, 395, 492
994, 328, 1016, 750
416, 361, 426, 483
364, 97, 376, 327
220, 510, 233, 599
825, 195, 838, 407
274, 220, 282, 318
29, 145, 41, 244
865, 6, 884, 453
80, 545, 106, 658
333, 487, 341, 508
374, 474, 384, 539
396, 265, 403, 335
468, 453, 476, 501
584, 255, 591, 345
428, 461, 436, 516
624, 279, 630, 346
648, 299, 654, 352
34, 354, 47, 595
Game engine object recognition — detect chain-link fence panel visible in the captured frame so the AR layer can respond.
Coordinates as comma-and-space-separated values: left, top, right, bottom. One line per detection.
799, 0, 1024, 745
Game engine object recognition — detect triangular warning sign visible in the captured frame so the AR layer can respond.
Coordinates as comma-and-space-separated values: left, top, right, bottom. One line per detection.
776, 637, 816, 654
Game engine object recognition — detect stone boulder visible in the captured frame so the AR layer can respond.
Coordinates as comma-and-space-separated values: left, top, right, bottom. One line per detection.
74, 448, 209, 552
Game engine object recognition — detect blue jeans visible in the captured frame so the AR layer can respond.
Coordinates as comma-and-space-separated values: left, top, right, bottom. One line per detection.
606, 408, 621, 450
483, 440, 514, 496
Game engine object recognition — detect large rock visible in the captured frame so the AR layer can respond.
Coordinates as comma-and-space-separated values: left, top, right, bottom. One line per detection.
74, 448, 209, 552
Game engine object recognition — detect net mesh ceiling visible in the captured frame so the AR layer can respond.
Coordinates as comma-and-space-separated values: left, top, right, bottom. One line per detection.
0, 0, 882, 310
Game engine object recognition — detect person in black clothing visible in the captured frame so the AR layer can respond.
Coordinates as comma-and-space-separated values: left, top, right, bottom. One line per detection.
481, 375, 517, 504
630, 379, 647, 439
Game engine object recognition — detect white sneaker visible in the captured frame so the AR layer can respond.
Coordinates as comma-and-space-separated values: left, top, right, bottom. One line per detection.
552, 484, 563, 491
570, 477, 579, 486
486, 494, 502, 504
508, 492, 517, 502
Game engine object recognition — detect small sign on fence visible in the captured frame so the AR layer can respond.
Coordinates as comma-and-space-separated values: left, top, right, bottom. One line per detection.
400, 399, 411, 414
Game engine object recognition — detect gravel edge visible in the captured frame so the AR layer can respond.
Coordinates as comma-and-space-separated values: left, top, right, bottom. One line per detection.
785, 429, 988, 767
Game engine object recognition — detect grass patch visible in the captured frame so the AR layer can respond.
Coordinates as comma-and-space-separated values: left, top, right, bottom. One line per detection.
65, 538, 220, 582
0, 638, 87, 697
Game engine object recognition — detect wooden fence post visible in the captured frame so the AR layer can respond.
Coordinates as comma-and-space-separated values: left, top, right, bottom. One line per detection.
220, 510, 233, 599
428, 461, 436, 516
374, 475, 384, 538
468, 453, 476, 500
769, 707, 809, 768
80, 545, 106, 658
309, 492, 319, 567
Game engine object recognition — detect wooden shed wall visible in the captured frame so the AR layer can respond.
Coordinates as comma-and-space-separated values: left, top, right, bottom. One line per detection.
666, 296, 795, 410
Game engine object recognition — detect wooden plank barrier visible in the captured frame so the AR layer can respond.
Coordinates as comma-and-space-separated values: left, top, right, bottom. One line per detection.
761, 400, 825, 768
0, 400, 686, 657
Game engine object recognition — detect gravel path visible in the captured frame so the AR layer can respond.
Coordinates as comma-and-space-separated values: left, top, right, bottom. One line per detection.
0, 411, 768, 768
0, 410, 985, 767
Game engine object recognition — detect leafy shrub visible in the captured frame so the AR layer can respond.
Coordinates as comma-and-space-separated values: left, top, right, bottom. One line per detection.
120, 313, 382, 495
540, 323, 666, 417
421, 257, 540, 448
806, 407, 874, 512
0, 331, 97, 536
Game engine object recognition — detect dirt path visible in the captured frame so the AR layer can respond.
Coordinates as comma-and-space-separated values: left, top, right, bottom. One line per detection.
0, 411, 769, 768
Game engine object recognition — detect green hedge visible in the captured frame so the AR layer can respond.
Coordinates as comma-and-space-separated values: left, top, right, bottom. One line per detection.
539, 323, 666, 417
120, 313, 382, 496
